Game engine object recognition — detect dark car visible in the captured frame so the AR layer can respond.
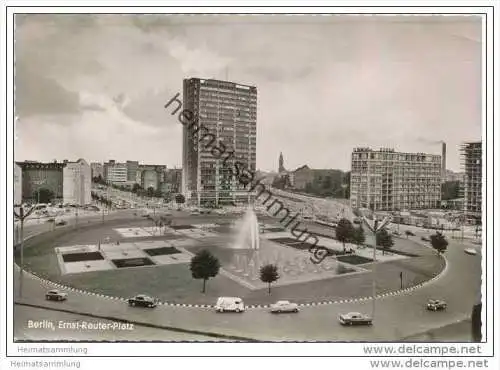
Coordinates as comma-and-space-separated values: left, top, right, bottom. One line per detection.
421, 236, 430, 242
427, 299, 447, 311
45, 289, 68, 301
55, 220, 67, 226
338, 312, 373, 326
128, 294, 158, 308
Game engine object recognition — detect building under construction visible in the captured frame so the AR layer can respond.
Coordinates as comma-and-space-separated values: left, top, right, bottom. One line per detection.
461, 142, 482, 223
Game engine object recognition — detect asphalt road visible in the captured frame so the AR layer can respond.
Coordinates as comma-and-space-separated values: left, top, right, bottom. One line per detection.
12, 210, 481, 342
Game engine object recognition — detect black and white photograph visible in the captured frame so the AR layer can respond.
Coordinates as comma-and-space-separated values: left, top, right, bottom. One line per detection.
1, 2, 498, 369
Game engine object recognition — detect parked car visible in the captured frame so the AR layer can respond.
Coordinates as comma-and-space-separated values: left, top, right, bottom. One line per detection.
215, 297, 245, 313
338, 312, 373, 326
392, 231, 400, 236
45, 289, 68, 301
127, 294, 158, 308
270, 300, 299, 313
464, 248, 478, 256
55, 220, 67, 226
427, 299, 447, 311
421, 236, 430, 242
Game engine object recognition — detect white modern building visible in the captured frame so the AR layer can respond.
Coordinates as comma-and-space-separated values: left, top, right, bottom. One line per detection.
104, 160, 127, 184
14, 163, 22, 205
63, 159, 91, 205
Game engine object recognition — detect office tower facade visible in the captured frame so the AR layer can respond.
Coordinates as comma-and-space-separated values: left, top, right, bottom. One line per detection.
182, 78, 257, 207
461, 142, 482, 221
350, 147, 442, 211
16, 161, 65, 202
63, 159, 92, 205
104, 160, 128, 184
126, 161, 139, 182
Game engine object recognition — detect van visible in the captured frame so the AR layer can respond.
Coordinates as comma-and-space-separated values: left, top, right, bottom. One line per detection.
215, 297, 245, 313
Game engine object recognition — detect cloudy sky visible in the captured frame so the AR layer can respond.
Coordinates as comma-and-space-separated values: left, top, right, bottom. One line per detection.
14, 14, 482, 172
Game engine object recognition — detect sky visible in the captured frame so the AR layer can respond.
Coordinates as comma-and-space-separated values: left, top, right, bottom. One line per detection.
14, 14, 482, 172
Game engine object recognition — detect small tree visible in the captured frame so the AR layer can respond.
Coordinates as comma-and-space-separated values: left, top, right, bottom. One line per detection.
190, 250, 221, 293
430, 232, 448, 254
376, 228, 394, 255
352, 225, 365, 246
175, 193, 186, 209
405, 230, 413, 238
336, 218, 354, 253
34, 188, 55, 204
260, 264, 280, 294
147, 187, 155, 197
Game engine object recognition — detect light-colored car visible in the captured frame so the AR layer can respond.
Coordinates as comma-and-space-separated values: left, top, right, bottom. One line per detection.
215, 297, 245, 313
427, 299, 447, 311
45, 289, 68, 301
338, 312, 373, 326
464, 248, 478, 256
270, 300, 299, 313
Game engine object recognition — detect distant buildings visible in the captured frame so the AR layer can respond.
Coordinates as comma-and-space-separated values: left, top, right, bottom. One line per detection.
63, 159, 91, 205
16, 161, 65, 203
461, 142, 482, 222
103, 160, 128, 184
90, 162, 104, 179
14, 163, 22, 205
350, 147, 442, 211
288, 165, 344, 194
15, 159, 91, 205
136, 165, 166, 191
126, 160, 139, 182
180, 78, 257, 207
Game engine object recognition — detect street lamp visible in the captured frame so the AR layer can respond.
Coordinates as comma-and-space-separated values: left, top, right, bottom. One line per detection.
13, 204, 37, 297
360, 208, 392, 321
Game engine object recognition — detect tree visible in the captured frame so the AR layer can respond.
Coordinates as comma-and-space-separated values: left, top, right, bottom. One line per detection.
259, 264, 280, 294
189, 250, 221, 293
336, 218, 354, 253
34, 188, 54, 204
351, 225, 365, 246
147, 187, 155, 197
430, 232, 448, 254
175, 193, 186, 205
405, 230, 412, 239
154, 189, 163, 198
376, 228, 394, 255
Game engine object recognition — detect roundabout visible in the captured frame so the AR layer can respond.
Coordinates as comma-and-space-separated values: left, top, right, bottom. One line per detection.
16, 209, 446, 308
13, 209, 480, 341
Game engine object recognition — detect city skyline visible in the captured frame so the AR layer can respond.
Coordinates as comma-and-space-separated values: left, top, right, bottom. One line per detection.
14, 14, 482, 172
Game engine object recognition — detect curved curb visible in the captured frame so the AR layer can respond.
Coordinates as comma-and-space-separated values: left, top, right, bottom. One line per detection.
19, 218, 449, 311
24, 252, 447, 311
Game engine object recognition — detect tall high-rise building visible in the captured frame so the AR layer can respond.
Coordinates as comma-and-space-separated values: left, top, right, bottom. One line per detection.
350, 147, 442, 211
278, 152, 285, 173
63, 158, 91, 205
461, 142, 482, 222
181, 78, 257, 207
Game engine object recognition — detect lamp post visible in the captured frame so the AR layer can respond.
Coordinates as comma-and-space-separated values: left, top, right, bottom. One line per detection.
360, 208, 392, 321
14, 204, 37, 297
